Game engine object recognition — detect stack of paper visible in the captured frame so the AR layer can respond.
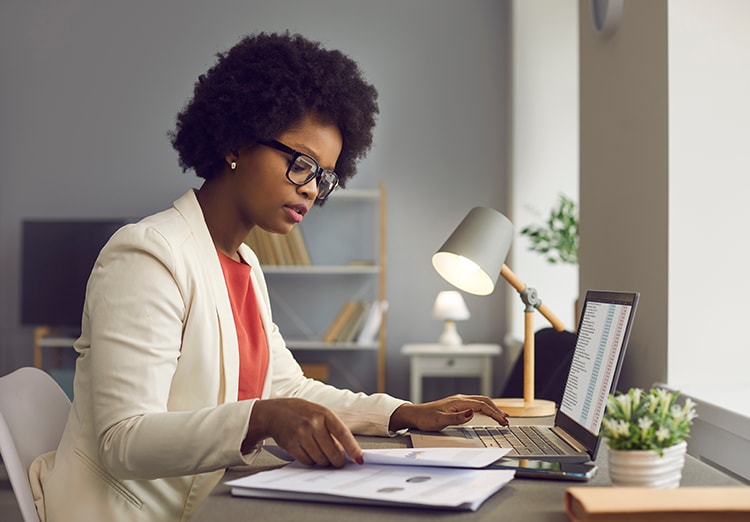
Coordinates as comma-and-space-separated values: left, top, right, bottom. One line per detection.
227, 447, 514, 511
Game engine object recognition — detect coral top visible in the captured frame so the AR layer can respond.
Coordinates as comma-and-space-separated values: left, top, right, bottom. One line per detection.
217, 250, 269, 400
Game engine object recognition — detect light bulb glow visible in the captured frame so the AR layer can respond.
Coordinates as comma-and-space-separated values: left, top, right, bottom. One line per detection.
457, 255, 481, 273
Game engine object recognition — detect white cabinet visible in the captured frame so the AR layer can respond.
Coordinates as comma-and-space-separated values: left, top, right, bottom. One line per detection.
401, 343, 502, 403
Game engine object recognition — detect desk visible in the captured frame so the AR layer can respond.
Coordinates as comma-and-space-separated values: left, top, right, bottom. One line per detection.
193, 416, 744, 522
401, 343, 501, 403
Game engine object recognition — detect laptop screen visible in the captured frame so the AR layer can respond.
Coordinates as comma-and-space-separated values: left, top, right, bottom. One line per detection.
554, 290, 639, 457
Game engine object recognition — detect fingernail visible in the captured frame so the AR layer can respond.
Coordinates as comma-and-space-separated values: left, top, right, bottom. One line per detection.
355, 455, 364, 465
464, 410, 474, 419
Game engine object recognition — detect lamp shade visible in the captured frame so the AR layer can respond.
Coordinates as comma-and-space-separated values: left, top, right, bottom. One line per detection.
432, 290, 470, 321
432, 207, 514, 296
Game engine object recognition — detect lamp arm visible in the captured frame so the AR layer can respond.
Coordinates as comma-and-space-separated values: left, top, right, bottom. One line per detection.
537, 302, 565, 332
500, 264, 565, 332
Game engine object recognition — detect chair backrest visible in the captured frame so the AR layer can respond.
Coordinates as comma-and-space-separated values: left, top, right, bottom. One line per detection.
0, 367, 72, 522
500, 327, 577, 404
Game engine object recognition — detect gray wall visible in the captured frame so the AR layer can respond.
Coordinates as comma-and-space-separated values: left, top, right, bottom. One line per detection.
578, 0, 669, 391
0, 1, 511, 400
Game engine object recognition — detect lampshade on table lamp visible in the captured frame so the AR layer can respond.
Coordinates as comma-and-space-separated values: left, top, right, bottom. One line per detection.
433, 290, 470, 346
432, 207, 565, 417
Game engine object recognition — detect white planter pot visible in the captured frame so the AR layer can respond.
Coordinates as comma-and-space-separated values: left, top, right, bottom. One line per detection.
608, 441, 687, 488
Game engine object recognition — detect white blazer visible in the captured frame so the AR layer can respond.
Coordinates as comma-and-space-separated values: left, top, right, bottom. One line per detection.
30, 190, 406, 522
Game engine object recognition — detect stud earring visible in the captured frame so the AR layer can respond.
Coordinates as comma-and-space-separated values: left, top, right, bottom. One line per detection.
230, 161, 237, 170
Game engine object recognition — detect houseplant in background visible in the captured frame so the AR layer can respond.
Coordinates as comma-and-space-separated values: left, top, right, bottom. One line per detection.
601, 387, 697, 488
519, 193, 578, 266
519, 193, 580, 322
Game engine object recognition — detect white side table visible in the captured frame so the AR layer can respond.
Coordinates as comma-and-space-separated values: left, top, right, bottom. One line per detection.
401, 343, 502, 403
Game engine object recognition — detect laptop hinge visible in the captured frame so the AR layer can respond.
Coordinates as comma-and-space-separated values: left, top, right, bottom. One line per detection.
551, 426, 587, 454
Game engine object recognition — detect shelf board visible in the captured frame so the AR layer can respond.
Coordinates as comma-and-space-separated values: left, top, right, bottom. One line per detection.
328, 188, 380, 200
286, 340, 379, 351
262, 265, 380, 275
38, 336, 78, 347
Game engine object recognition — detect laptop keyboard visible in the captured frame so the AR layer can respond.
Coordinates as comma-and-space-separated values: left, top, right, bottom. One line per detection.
470, 426, 565, 456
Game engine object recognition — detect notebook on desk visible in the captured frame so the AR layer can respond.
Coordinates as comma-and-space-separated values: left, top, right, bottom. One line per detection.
410, 290, 640, 463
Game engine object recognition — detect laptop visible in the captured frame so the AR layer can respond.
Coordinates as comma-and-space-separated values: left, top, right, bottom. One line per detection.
410, 290, 639, 463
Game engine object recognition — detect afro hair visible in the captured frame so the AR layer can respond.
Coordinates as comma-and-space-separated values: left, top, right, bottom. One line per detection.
169, 31, 379, 189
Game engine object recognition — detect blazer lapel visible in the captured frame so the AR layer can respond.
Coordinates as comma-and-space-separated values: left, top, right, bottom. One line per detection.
173, 190, 240, 404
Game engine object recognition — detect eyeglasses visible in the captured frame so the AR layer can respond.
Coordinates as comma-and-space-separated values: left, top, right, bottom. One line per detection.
259, 139, 339, 201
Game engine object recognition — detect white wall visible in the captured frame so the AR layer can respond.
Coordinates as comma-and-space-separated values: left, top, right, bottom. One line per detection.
667, 0, 750, 415
508, 1, 579, 356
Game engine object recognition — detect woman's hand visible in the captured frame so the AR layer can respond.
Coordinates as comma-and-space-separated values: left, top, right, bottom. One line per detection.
244, 398, 363, 468
388, 394, 509, 432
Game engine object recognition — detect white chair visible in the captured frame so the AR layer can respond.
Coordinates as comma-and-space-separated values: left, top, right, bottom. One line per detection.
0, 367, 71, 522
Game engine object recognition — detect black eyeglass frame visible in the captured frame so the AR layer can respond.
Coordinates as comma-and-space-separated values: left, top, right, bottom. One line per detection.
259, 139, 339, 201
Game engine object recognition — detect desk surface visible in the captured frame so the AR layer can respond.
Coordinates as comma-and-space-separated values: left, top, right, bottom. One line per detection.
193, 417, 743, 521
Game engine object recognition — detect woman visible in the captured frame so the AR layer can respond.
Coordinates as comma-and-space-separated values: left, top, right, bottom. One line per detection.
29, 32, 508, 522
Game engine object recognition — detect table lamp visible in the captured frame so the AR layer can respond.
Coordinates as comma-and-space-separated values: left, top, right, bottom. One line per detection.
432, 206, 565, 417
432, 290, 470, 346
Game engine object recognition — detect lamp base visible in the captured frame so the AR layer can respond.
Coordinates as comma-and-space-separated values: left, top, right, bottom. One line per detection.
492, 397, 556, 417
438, 320, 463, 346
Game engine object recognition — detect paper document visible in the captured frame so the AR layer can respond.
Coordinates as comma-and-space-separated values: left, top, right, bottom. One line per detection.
227, 461, 515, 511
361, 447, 510, 468
263, 444, 509, 468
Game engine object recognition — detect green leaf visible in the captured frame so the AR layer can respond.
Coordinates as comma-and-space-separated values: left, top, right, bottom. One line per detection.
519, 194, 579, 265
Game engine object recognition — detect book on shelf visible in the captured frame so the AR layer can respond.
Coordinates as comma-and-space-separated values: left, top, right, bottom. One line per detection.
268, 233, 292, 265
287, 226, 311, 265
356, 300, 388, 345
322, 300, 360, 343
338, 301, 370, 343
243, 226, 311, 266
322, 300, 377, 344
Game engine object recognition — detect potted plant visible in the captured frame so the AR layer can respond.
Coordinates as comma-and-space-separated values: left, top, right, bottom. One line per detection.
601, 387, 698, 488
520, 194, 580, 321
519, 194, 578, 265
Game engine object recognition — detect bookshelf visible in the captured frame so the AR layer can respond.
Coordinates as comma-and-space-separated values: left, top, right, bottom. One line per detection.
246, 183, 387, 393
32, 326, 78, 399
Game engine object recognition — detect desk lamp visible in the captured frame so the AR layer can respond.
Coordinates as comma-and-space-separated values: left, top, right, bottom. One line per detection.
432, 290, 470, 346
432, 207, 565, 417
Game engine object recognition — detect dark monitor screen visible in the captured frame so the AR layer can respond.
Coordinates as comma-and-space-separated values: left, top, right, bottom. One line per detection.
21, 220, 130, 327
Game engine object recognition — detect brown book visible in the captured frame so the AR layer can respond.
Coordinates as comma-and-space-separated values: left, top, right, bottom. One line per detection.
268, 233, 292, 265
287, 226, 311, 266
322, 301, 359, 343
565, 487, 750, 522
338, 301, 369, 343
